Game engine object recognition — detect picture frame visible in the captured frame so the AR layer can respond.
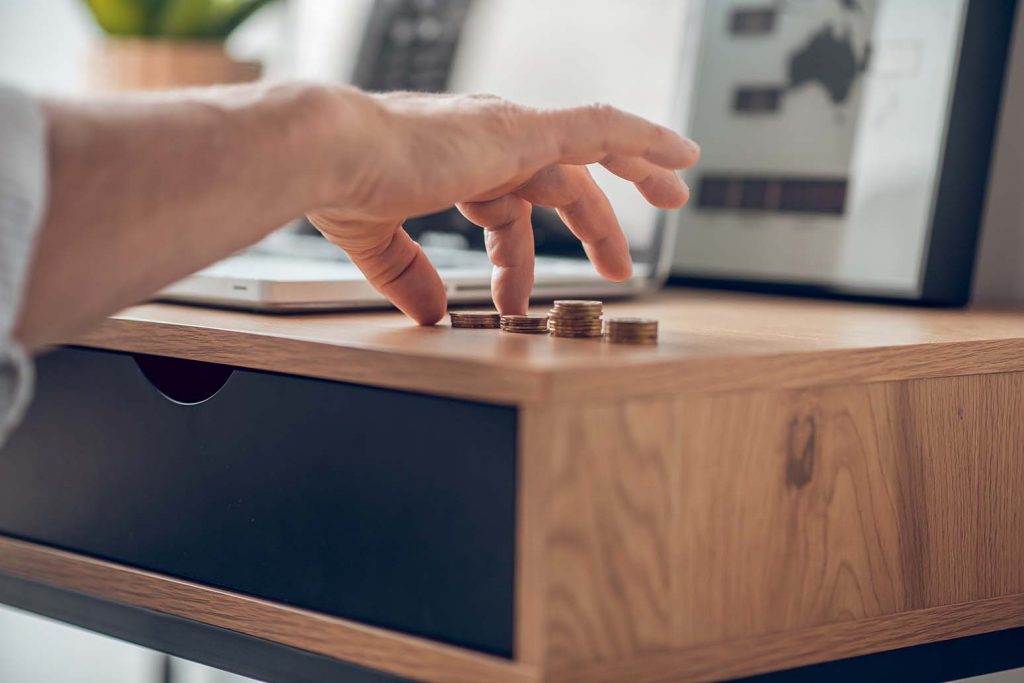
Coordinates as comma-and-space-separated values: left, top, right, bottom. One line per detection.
670, 0, 1018, 306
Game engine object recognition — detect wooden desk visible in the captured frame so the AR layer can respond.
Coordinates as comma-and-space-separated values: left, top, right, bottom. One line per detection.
0, 289, 1022, 682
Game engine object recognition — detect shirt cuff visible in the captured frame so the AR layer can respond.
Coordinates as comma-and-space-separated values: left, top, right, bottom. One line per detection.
0, 84, 47, 445
0, 344, 34, 446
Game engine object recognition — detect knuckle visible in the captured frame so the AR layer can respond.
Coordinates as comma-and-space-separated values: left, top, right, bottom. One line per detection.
482, 100, 525, 139
489, 98, 521, 120
463, 92, 517, 115
587, 101, 619, 124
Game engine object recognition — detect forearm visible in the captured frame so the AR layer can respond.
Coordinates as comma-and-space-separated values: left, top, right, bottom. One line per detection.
14, 81, 346, 350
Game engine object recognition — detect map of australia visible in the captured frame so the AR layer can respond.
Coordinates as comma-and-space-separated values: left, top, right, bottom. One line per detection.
683, 0, 877, 182
787, 11, 872, 106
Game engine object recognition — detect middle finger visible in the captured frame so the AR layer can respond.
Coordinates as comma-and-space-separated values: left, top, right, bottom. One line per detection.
514, 164, 632, 281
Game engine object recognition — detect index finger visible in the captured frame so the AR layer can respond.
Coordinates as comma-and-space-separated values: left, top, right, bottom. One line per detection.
311, 219, 448, 325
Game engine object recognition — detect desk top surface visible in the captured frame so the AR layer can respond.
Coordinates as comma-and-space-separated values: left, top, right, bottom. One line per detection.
70, 289, 1024, 403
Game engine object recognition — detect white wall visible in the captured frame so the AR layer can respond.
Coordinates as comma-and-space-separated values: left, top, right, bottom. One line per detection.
0, 603, 258, 683
0, 0, 97, 94
0, 604, 158, 683
0, 0, 287, 94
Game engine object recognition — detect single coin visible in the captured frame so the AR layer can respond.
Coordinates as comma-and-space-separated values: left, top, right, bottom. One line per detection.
550, 318, 604, 325
605, 317, 658, 325
551, 318, 601, 324
551, 331, 603, 338
549, 310, 602, 321
552, 300, 603, 307
548, 327, 602, 335
500, 314, 548, 323
551, 302, 602, 312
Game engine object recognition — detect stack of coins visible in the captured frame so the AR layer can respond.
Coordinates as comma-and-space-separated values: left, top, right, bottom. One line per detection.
548, 300, 604, 338
449, 311, 501, 329
604, 317, 659, 344
500, 314, 550, 334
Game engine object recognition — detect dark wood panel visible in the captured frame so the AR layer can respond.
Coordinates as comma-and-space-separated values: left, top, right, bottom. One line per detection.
0, 348, 517, 656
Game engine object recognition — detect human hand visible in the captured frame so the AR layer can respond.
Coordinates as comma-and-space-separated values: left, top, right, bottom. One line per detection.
307, 88, 699, 324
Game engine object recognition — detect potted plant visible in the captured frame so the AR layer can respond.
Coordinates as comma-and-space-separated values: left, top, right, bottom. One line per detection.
83, 0, 277, 92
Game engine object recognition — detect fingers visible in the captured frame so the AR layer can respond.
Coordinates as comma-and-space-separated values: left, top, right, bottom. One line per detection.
601, 155, 690, 209
457, 195, 535, 315
341, 226, 448, 325
543, 103, 701, 170
514, 165, 632, 281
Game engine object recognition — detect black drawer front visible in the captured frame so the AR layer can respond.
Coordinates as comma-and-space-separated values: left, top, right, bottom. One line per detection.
0, 348, 517, 657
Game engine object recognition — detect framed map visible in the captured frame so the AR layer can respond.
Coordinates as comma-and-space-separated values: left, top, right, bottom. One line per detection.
671, 0, 1018, 305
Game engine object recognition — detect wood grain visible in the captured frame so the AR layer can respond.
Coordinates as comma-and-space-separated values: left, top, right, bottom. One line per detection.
27, 291, 1024, 681
543, 396, 679, 663
538, 373, 1024, 673
548, 592, 1024, 683
515, 404, 559, 665
0, 536, 536, 683
65, 290, 1024, 403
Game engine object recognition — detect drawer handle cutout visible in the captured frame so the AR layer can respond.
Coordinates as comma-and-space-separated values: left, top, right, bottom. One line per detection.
134, 354, 234, 405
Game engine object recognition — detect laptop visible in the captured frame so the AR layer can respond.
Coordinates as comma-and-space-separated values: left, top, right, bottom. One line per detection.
160, 0, 694, 312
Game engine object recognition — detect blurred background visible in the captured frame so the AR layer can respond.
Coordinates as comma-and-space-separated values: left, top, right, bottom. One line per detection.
1, 1, 1022, 681
0, 1, 686, 680
0, 0, 684, 258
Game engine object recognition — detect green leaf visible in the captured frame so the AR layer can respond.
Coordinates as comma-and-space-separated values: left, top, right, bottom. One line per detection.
206, 0, 276, 39
82, 0, 274, 39
157, 0, 215, 38
82, 0, 146, 35
138, 0, 174, 35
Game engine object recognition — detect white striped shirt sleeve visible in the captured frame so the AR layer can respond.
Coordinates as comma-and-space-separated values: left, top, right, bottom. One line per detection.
0, 85, 46, 447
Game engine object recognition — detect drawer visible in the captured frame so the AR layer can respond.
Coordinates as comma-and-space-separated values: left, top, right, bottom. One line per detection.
0, 348, 517, 657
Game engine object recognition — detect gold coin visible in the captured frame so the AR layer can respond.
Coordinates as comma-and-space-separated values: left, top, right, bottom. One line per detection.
604, 317, 658, 344
605, 317, 657, 325
551, 300, 601, 310
500, 313, 549, 334
549, 312, 601, 321
500, 314, 547, 322
549, 300, 603, 334
449, 311, 501, 329
551, 331, 603, 338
